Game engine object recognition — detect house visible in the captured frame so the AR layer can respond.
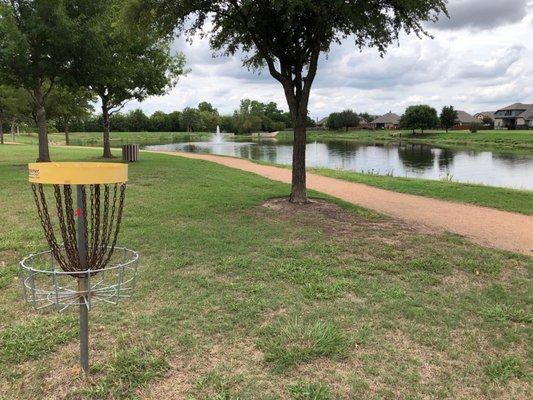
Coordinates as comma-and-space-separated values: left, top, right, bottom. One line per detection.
316, 117, 329, 129
454, 110, 478, 128
474, 111, 495, 122
370, 112, 401, 129
493, 103, 533, 130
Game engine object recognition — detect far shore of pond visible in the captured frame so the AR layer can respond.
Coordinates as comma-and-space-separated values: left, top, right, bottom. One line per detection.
11, 129, 533, 152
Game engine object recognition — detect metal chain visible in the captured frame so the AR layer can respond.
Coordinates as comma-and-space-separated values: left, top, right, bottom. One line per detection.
31, 182, 127, 274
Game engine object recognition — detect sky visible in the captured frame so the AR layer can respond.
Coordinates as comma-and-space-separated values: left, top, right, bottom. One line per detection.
123, 0, 533, 120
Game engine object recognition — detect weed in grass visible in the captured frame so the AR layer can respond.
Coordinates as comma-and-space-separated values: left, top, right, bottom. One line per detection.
0, 263, 17, 289
302, 280, 346, 300
481, 305, 532, 323
408, 256, 450, 275
0, 315, 77, 364
373, 286, 407, 300
260, 319, 348, 370
349, 376, 369, 397
288, 382, 333, 400
80, 344, 168, 399
484, 357, 525, 383
195, 370, 242, 400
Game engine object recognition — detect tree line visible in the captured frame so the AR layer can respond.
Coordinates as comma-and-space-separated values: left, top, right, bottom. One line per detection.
2, 97, 316, 140
324, 105, 485, 133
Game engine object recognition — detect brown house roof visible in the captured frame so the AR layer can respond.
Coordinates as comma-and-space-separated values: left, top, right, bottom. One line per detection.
499, 103, 530, 111
495, 103, 533, 120
456, 110, 478, 124
518, 105, 533, 120
371, 112, 400, 125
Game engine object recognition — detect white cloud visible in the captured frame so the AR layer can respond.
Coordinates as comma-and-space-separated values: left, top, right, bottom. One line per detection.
434, 0, 527, 30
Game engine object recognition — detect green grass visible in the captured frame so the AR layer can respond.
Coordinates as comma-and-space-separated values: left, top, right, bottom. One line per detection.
297, 129, 533, 151
259, 319, 349, 370
288, 382, 333, 399
0, 144, 531, 399
10, 131, 212, 147
308, 167, 533, 215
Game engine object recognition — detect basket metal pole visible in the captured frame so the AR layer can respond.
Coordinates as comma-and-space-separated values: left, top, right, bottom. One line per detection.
77, 185, 89, 376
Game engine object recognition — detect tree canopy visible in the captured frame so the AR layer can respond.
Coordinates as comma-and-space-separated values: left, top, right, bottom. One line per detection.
401, 105, 439, 134
0, 84, 31, 144
130, 0, 448, 202
440, 105, 457, 133
46, 86, 95, 144
0, 0, 91, 160
327, 110, 361, 130
77, 0, 187, 157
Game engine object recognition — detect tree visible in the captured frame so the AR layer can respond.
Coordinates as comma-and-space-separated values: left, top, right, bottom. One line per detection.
181, 107, 201, 132
0, 85, 31, 144
78, 0, 186, 158
130, 0, 447, 203
358, 112, 376, 124
150, 111, 173, 131
0, 0, 90, 161
327, 109, 360, 131
439, 105, 457, 133
126, 109, 151, 131
401, 105, 439, 134
482, 115, 493, 126
198, 101, 217, 114
47, 86, 95, 145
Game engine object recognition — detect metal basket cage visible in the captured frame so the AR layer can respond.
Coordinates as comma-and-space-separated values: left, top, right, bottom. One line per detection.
20, 246, 139, 312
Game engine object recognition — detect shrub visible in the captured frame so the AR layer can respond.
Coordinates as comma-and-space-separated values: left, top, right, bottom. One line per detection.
469, 122, 482, 133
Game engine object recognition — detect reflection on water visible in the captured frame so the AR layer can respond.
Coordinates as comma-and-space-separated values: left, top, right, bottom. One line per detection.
145, 140, 533, 190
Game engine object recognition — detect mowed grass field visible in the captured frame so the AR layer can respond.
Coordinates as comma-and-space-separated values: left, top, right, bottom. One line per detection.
11, 131, 211, 147
302, 129, 533, 151
0, 144, 531, 399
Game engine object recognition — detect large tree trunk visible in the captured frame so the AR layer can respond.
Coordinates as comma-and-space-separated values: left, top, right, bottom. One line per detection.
101, 103, 112, 158
290, 120, 308, 203
34, 84, 51, 162
0, 117, 4, 144
283, 85, 310, 204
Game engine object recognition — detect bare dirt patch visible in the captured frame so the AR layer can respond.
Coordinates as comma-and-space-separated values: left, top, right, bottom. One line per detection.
262, 197, 416, 240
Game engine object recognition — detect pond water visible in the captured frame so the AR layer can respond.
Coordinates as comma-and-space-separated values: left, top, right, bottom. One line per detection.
144, 139, 533, 190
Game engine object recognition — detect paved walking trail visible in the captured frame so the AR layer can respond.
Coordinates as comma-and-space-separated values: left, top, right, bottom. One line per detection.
154, 151, 533, 256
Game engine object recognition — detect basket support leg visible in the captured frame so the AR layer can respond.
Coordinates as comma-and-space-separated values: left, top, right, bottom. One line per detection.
77, 185, 89, 376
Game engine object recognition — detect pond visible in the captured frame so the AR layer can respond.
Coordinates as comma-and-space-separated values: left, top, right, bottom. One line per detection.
144, 139, 533, 190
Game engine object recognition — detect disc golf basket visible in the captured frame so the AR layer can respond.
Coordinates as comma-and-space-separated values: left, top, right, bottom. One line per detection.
19, 162, 139, 376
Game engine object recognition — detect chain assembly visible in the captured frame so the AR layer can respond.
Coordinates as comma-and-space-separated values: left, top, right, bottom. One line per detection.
31, 182, 126, 275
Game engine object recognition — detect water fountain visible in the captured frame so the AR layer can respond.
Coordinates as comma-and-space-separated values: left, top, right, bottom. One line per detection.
211, 125, 224, 144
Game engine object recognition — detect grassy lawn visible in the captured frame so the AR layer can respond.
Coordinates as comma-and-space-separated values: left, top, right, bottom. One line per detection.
296, 129, 533, 151
10, 131, 212, 147
308, 168, 533, 215
1, 144, 531, 399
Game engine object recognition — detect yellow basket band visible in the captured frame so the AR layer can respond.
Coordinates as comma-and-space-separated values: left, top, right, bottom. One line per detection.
28, 162, 128, 185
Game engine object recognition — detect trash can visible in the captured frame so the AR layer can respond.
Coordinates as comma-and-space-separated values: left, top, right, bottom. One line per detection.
122, 144, 139, 162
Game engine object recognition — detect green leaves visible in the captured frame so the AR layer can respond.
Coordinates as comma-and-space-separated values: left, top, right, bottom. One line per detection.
400, 104, 440, 132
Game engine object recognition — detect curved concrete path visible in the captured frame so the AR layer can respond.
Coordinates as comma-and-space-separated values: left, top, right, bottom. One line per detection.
153, 151, 533, 256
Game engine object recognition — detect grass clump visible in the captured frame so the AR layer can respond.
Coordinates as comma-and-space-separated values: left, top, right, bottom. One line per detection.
484, 357, 525, 383
288, 382, 333, 399
260, 319, 348, 370
81, 344, 168, 399
0, 316, 76, 364
481, 305, 532, 323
